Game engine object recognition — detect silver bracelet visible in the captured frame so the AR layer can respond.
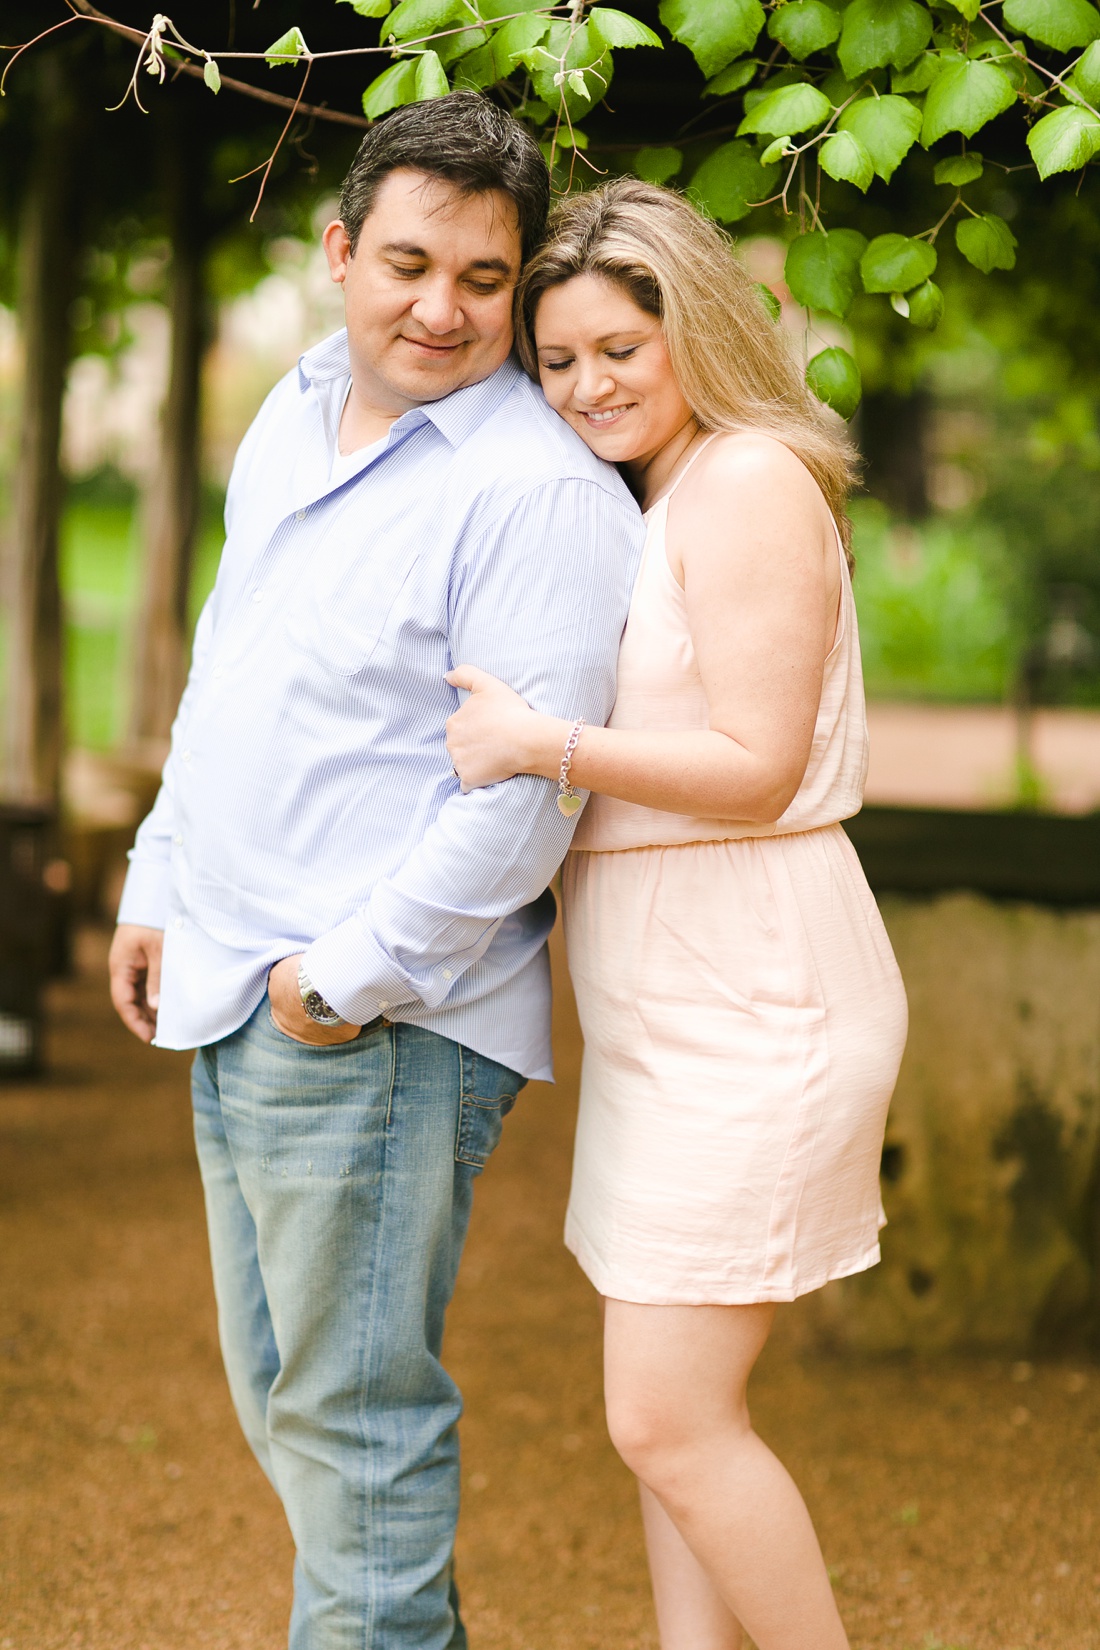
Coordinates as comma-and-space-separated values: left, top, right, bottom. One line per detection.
557, 720, 586, 816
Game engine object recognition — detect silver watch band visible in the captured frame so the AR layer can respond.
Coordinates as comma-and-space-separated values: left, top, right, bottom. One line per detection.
297, 962, 346, 1027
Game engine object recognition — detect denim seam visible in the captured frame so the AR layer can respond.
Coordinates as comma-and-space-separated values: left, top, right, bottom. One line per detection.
383, 1026, 397, 1128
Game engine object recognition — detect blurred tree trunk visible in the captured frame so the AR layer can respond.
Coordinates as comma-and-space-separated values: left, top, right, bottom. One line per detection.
2, 60, 79, 806
127, 117, 210, 745
859, 388, 932, 521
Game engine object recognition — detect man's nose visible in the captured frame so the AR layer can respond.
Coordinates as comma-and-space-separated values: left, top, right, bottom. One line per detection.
410, 278, 465, 336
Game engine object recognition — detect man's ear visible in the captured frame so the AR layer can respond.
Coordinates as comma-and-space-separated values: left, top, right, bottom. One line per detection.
322, 220, 353, 285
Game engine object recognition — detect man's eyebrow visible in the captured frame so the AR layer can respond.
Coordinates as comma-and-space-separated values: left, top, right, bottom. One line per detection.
378, 242, 513, 276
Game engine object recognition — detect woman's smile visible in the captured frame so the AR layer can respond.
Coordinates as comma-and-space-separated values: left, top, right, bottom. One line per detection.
579, 402, 636, 427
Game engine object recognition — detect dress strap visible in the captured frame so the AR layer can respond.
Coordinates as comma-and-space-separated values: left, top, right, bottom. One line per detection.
660, 430, 723, 503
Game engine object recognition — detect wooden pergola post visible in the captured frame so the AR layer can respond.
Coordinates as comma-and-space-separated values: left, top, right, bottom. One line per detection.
2, 58, 79, 807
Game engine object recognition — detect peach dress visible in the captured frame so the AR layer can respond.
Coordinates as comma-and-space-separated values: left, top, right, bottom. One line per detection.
562, 438, 908, 1304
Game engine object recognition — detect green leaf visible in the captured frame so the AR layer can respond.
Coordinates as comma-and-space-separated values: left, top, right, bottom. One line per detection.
760, 135, 795, 162
737, 80, 832, 135
906, 277, 944, 327
1070, 39, 1100, 101
933, 150, 984, 183
531, 21, 615, 120
757, 282, 783, 319
477, 0, 547, 15
940, 0, 982, 19
452, 40, 498, 88
860, 232, 937, 291
837, 94, 922, 180
384, 0, 466, 43
891, 51, 939, 91
955, 211, 1018, 270
433, 25, 487, 67
363, 57, 418, 116
921, 59, 1016, 144
414, 49, 450, 97
265, 26, 308, 67
784, 227, 868, 318
203, 57, 221, 93
688, 138, 779, 221
807, 347, 862, 418
1002, 0, 1100, 49
820, 129, 875, 187
767, 0, 842, 60
1027, 101, 1100, 174
659, 0, 766, 76
838, 0, 933, 79
337, 0, 392, 16
703, 58, 759, 95
589, 8, 663, 49
634, 144, 684, 182
491, 14, 550, 72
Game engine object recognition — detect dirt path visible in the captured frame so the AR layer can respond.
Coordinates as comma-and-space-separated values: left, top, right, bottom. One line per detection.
2, 927, 1099, 1650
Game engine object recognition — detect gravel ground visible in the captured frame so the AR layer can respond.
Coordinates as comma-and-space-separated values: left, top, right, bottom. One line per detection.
1, 926, 1098, 1650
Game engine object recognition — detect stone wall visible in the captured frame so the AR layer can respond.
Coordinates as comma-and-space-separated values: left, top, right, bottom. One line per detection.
790, 892, 1100, 1354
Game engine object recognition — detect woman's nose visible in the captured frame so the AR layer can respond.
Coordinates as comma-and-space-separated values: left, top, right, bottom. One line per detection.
575, 363, 616, 405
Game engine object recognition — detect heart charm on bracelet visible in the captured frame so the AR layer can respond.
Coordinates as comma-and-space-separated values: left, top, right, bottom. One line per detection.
556, 719, 586, 818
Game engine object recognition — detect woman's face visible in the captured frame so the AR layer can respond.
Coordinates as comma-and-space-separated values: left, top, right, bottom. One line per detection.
533, 273, 694, 469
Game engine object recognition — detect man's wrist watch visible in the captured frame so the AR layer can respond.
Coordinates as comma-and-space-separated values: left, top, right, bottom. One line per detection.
297, 962, 346, 1027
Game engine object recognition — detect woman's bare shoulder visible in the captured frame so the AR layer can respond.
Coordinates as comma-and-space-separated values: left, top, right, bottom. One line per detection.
693, 429, 821, 496
673, 430, 834, 547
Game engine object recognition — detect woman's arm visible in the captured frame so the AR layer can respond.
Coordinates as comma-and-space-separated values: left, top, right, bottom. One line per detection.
447, 435, 840, 824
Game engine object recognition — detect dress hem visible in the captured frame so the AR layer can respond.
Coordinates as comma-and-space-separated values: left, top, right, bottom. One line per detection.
564, 1216, 882, 1306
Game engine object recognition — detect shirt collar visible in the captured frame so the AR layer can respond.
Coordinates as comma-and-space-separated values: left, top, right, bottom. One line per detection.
297, 327, 524, 451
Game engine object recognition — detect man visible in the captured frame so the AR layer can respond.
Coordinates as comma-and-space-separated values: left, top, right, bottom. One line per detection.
108, 93, 641, 1650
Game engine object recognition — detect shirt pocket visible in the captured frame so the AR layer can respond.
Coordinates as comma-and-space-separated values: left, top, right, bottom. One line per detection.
283, 532, 423, 678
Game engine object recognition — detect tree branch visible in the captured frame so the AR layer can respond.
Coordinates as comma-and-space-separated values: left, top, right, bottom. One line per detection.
62, 2, 369, 128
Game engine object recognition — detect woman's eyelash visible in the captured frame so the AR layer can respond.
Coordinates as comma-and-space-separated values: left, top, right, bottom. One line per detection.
607, 348, 638, 360
542, 359, 573, 372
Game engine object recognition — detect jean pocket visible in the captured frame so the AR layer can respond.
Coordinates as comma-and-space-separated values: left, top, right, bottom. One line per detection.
454, 1049, 524, 1171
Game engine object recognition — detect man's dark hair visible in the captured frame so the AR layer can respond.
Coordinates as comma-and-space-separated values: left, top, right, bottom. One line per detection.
339, 92, 550, 263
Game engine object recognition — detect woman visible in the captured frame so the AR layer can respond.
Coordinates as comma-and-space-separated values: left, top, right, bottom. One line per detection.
445, 177, 907, 1650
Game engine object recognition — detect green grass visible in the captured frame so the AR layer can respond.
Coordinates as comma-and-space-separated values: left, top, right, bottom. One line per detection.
62, 490, 224, 750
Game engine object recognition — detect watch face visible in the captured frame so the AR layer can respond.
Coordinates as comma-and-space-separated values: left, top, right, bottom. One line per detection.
303, 989, 344, 1026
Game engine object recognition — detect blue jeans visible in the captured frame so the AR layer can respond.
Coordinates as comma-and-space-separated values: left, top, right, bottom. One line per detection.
191, 996, 524, 1649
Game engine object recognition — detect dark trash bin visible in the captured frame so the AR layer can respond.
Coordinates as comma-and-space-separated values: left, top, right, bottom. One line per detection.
0, 804, 56, 1078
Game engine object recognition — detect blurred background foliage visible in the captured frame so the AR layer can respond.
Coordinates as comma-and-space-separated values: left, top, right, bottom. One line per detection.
1, 0, 1100, 771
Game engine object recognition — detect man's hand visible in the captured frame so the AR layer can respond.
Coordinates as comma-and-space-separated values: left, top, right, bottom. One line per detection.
268, 955, 363, 1047
109, 924, 164, 1044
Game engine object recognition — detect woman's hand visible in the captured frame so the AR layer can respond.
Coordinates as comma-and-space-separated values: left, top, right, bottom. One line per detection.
446, 665, 558, 791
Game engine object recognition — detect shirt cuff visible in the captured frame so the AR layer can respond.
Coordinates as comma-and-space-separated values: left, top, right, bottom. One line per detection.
304, 918, 423, 1026
116, 856, 171, 930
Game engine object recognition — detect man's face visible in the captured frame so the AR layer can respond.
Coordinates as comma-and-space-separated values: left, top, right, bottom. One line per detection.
322, 168, 522, 414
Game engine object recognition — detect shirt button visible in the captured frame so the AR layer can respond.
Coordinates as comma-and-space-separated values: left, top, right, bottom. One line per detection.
173, 917, 184, 930
212, 666, 224, 680
379, 1000, 389, 1012
296, 509, 307, 522
252, 589, 264, 603
441, 968, 453, 981
181, 749, 192, 763
173, 833, 183, 847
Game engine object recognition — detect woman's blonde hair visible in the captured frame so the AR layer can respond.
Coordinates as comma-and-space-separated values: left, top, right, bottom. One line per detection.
515, 176, 859, 559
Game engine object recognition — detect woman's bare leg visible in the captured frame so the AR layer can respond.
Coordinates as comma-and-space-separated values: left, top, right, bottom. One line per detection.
640, 1482, 744, 1649
604, 1298, 848, 1650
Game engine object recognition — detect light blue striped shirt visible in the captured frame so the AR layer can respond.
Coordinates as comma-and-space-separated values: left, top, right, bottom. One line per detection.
118, 331, 643, 1079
